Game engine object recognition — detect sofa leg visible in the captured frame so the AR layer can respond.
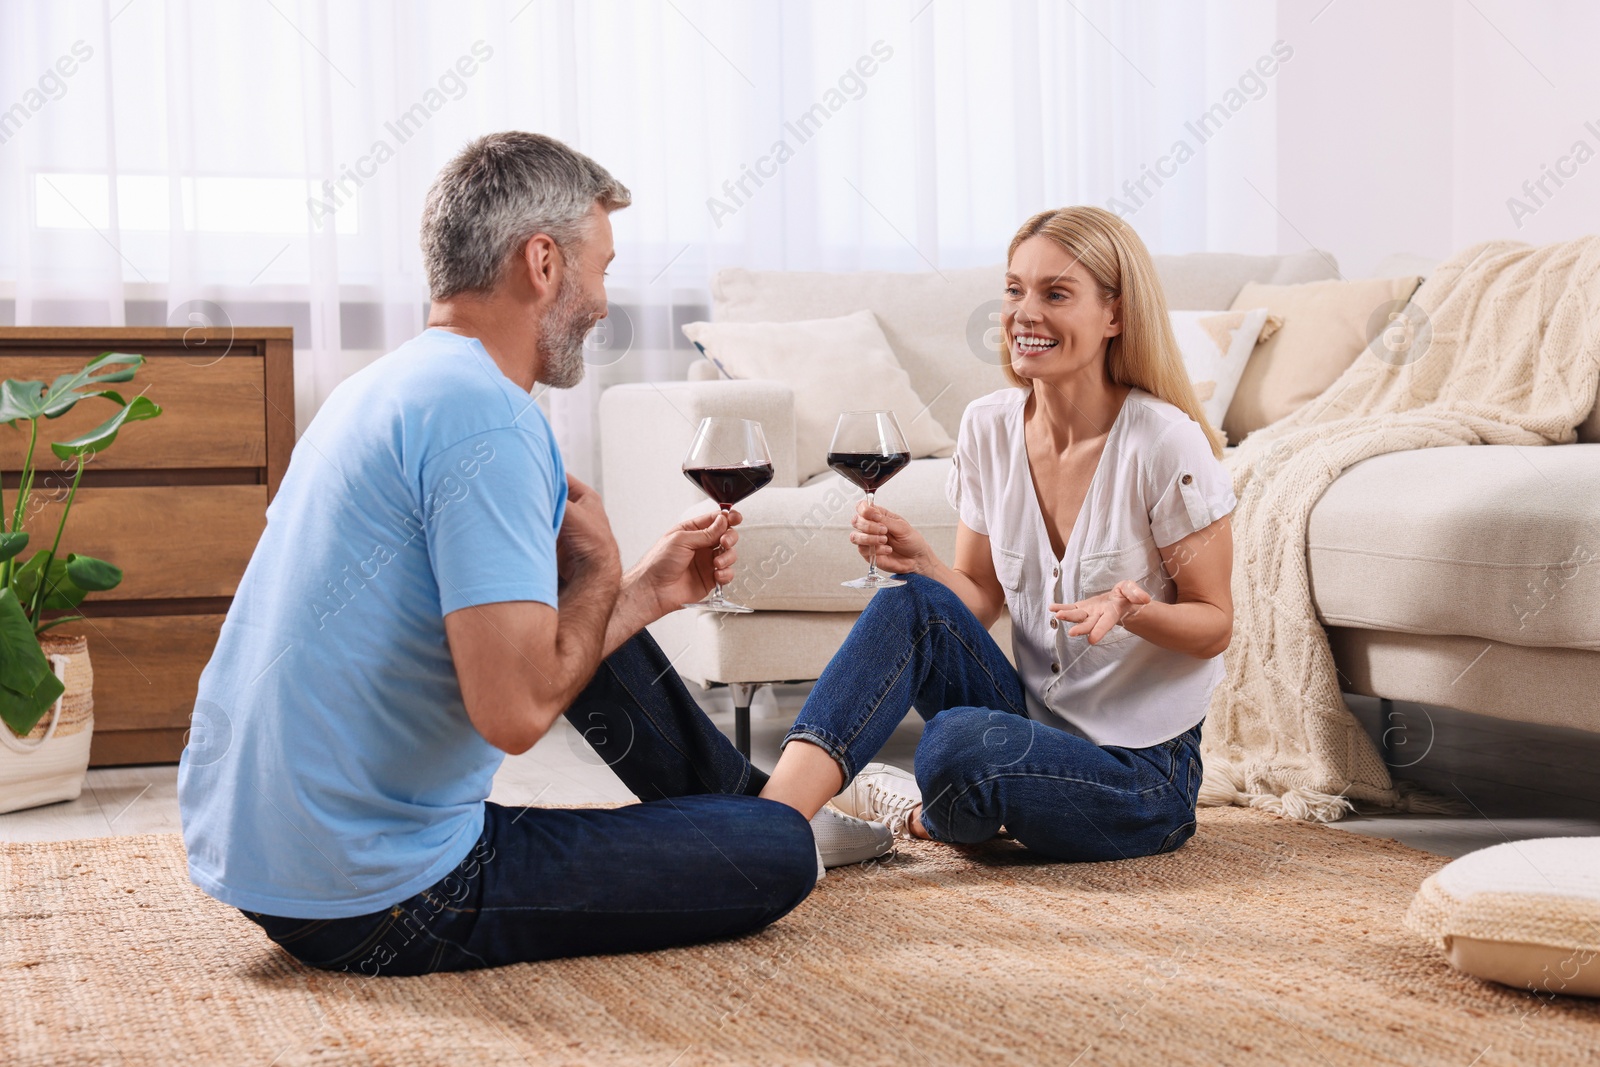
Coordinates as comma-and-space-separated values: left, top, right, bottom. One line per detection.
729, 682, 764, 758
1378, 698, 1396, 765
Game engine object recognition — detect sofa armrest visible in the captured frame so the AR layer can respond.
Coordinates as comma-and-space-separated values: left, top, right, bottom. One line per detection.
599, 379, 798, 568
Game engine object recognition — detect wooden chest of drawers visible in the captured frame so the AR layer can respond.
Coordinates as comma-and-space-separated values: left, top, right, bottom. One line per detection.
0, 327, 294, 765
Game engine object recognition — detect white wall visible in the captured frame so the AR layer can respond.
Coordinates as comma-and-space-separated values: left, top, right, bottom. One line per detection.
1274, 0, 1599, 277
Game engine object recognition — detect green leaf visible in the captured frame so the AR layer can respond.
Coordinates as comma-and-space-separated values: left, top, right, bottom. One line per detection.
0, 589, 65, 737
40, 560, 86, 612
13, 667, 67, 724
0, 531, 27, 564
49, 394, 162, 461
8, 551, 48, 609
9, 552, 87, 613
65, 553, 121, 592
0, 380, 48, 426
0, 352, 145, 426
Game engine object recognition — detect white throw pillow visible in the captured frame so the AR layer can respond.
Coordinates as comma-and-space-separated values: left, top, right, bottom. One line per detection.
1167, 307, 1275, 436
681, 309, 956, 482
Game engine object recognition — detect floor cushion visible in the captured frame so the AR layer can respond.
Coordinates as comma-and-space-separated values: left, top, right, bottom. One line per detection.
1404, 837, 1600, 998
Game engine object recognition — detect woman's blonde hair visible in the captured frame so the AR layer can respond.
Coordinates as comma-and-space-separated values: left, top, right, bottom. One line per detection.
1001, 206, 1225, 458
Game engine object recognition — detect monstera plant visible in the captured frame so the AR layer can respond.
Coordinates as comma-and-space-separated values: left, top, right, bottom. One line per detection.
0, 352, 160, 737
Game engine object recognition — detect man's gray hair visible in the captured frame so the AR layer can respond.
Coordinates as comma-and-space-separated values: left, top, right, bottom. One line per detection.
420, 131, 631, 301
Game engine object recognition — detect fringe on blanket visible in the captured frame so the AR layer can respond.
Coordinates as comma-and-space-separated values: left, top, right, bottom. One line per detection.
1198, 756, 1468, 824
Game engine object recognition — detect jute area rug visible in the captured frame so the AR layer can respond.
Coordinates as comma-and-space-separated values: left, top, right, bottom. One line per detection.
4, 808, 1597, 1066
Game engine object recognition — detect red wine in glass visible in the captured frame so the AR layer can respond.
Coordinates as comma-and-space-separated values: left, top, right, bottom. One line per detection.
826, 451, 910, 493
683, 463, 775, 508
830, 411, 911, 589
681, 417, 773, 613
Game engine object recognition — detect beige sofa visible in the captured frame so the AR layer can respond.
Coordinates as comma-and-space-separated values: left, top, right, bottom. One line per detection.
599, 252, 1600, 754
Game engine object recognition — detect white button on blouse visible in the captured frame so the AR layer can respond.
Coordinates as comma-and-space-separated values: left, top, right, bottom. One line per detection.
945, 385, 1238, 749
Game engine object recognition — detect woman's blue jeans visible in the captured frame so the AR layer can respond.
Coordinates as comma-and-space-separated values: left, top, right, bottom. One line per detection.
786, 573, 1205, 861
240, 630, 817, 976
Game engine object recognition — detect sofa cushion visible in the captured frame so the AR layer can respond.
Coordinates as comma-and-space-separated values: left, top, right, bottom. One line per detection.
682, 456, 958, 612
713, 266, 1005, 445
710, 251, 1339, 442
681, 309, 955, 482
1168, 307, 1274, 434
645, 604, 1017, 686
1307, 445, 1600, 652
1224, 275, 1423, 444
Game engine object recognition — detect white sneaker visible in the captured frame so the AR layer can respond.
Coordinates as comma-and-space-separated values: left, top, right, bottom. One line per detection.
831, 762, 922, 838
809, 805, 893, 868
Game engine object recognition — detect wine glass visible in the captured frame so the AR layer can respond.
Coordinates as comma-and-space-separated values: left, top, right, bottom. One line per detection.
828, 410, 911, 589
681, 417, 774, 613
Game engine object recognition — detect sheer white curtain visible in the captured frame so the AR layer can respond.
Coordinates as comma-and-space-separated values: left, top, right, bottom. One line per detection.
0, 0, 1281, 484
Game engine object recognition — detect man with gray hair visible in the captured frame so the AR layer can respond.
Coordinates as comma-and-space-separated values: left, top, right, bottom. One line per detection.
178, 132, 880, 976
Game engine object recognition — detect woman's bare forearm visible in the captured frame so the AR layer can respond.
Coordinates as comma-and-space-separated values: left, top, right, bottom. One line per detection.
1118, 598, 1230, 658
919, 555, 1004, 629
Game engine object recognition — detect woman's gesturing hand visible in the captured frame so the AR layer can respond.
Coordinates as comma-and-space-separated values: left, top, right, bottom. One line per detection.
1051, 580, 1152, 644
850, 499, 933, 575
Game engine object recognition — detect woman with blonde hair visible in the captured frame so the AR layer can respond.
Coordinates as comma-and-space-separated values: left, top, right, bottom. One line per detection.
762, 205, 1237, 866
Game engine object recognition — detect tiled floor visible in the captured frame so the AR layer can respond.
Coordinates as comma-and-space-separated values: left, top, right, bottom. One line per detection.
4, 686, 1598, 859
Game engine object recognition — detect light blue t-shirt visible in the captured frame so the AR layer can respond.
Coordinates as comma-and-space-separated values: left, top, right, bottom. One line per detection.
177, 328, 567, 919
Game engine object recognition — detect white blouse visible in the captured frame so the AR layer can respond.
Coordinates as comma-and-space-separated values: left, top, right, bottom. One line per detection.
945, 385, 1237, 749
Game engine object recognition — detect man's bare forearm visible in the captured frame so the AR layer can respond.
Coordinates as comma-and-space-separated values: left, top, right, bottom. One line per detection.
599, 566, 659, 659
535, 564, 621, 726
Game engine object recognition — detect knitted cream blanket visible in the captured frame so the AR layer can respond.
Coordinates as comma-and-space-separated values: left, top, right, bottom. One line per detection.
1198, 236, 1600, 822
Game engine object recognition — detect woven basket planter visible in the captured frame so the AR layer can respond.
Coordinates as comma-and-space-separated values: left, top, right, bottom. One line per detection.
0, 633, 95, 815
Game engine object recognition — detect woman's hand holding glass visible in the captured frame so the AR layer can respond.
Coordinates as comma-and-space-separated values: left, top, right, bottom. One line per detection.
848, 499, 935, 577
829, 411, 912, 588
1051, 580, 1152, 645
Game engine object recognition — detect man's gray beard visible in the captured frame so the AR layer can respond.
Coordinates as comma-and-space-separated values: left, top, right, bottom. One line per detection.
537, 274, 597, 390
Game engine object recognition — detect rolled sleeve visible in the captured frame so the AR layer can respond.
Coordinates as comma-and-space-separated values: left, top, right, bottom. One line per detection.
1146, 418, 1236, 548
424, 426, 567, 615
945, 416, 988, 536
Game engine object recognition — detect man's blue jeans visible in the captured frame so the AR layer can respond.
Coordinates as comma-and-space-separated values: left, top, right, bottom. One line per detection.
786, 574, 1205, 861
240, 631, 817, 976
